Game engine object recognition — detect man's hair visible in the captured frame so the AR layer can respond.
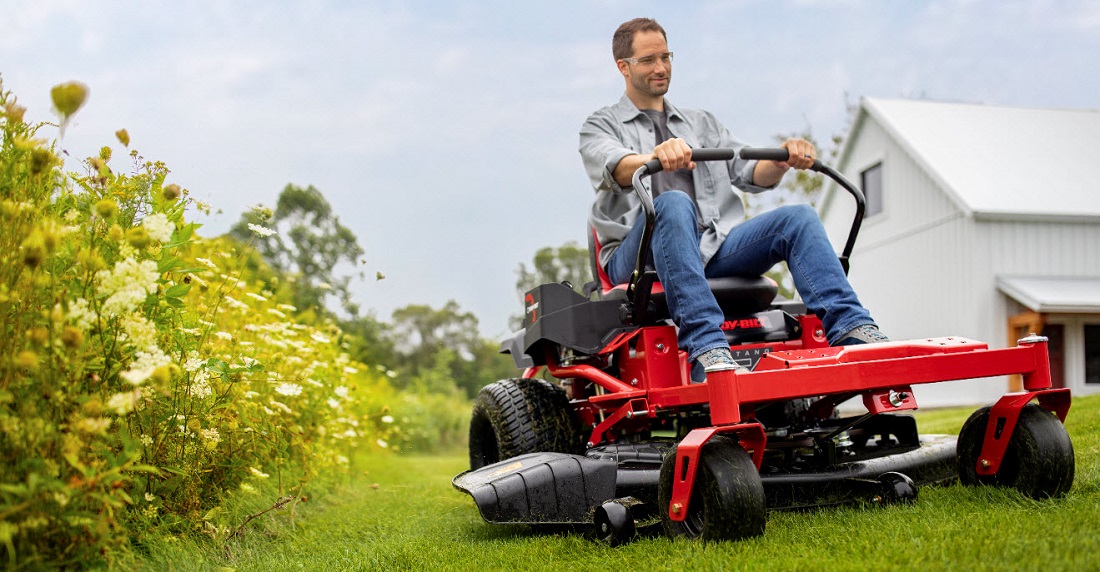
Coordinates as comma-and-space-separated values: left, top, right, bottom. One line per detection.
612, 18, 667, 61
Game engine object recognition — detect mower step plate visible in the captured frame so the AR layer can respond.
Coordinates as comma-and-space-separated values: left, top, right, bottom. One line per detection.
453, 453, 617, 524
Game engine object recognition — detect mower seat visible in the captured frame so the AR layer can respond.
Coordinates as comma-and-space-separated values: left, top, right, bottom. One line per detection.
588, 228, 779, 317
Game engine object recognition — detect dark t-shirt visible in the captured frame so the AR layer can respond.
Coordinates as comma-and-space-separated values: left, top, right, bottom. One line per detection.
641, 109, 697, 205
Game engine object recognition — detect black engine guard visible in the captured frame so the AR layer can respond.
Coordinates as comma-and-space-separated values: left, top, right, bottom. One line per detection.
453, 435, 958, 525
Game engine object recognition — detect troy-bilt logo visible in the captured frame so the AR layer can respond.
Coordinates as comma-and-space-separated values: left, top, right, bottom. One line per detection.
720, 317, 767, 331
525, 293, 539, 322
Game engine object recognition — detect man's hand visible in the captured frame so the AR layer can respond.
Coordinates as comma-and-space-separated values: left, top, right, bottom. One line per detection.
652, 137, 695, 172
612, 137, 695, 186
778, 138, 816, 170
752, 137, 816, 187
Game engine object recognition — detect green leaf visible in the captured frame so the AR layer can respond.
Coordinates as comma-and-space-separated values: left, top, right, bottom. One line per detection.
165, 283, 191, 298
165, 297, 186, 308
158, 256, 183, 273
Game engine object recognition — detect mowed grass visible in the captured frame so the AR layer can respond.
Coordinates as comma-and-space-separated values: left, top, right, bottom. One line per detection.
130, 394, 1100, 572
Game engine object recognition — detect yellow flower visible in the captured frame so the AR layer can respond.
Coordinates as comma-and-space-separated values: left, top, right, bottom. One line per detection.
50, 81, 89, 119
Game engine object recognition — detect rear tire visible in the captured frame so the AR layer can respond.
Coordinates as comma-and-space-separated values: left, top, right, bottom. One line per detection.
468, 378, 582, 469
956, 404, 1074, 499
657, 435, 766, 541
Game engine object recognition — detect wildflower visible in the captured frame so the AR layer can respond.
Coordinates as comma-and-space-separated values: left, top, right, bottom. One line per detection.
277, 303, 297, 312
60, 326, 84, 349
107, 391, 139, 415
116, 129, 130, 147
247, 223, 276, 237
376, 439, 388, 449
267, 308, 287, 319
343, 366, 358, 375
96, 258, 159, 316
223, 296, 248, 310
15, 350, 38, 370
142, 213, 174, 243
162, 183, 181, 202
20, 230, 47, 269
310, 332, 330, 344
245, 292, 267, 302
95, 198, 118, 219
213, 331, 233, 342
268, 400, 293, 414
381, 415, 394, 424
50, 81, 89, 120
183, 352, 204, 372
195, 257, 217, 270
275, 383, 302, 397
140, 434, 153, 446
199, 428, 221, 449
120, 347, 171, 386
189, 370, 212, 399
249, 467, 269, 479
334, 386, 349, 398
144, 493, 155, 502
66, 299, 94, 330
125, 226, 151, 249
327, 398, 340, 409
74, 416, 112, 435
121, 314, 157, 351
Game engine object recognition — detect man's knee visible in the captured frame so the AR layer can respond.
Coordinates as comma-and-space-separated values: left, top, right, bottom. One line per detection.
776, 203, 822, 229
654, 190, 697, 221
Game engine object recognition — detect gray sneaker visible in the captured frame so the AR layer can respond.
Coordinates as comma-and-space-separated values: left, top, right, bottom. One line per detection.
690, 347, 746, 383
836, 324, 890, 346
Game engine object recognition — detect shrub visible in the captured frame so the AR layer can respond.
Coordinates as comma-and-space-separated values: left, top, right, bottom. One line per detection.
0, 79, 398, 567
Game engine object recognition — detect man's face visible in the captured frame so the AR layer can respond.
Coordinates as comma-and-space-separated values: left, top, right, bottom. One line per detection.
620, 30, 671, 100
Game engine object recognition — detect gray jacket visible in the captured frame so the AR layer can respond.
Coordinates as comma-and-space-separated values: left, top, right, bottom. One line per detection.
579, 94, 775, 273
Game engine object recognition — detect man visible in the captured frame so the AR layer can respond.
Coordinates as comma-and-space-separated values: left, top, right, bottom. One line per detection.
579, 18, 887, 381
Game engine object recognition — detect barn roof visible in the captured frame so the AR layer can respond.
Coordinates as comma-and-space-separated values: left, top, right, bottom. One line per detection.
835, 97, 1100, 222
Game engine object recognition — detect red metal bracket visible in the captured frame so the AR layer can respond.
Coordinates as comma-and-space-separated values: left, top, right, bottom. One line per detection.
586, 398, 650, 447
975, 387, 1072, 476
667, 423, 766, 522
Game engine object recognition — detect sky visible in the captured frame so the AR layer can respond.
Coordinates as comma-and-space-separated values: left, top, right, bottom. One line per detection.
3, 0, 1098, 339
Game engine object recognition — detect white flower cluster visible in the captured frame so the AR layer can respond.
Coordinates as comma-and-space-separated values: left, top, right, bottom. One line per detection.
120, 347, 171, 385
141, 213, 174, 243
96, 258, 159, 316
248, 223, 276, 237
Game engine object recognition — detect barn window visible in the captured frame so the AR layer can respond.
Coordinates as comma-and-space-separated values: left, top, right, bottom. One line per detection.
861, 162, 883, 217
1086, 324, 1100, 385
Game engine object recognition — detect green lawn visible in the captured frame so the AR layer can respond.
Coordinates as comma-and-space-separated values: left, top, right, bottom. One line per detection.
128, 394, 1100, 572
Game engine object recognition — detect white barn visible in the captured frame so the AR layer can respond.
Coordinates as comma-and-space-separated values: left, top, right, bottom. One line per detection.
818, 97, 1100, 407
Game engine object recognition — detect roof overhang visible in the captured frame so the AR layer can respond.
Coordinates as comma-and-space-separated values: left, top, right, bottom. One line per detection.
997, 276, 1100, 314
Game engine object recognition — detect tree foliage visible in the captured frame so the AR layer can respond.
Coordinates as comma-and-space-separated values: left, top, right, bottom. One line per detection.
384, 301, 516, 397
515, 241, 592, 297
230, 184, 364, 316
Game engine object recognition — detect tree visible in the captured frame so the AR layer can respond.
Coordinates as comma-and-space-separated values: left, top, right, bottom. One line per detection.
230, 184, 365, 316
515, 241, 592, 297
387, 300, 516, 397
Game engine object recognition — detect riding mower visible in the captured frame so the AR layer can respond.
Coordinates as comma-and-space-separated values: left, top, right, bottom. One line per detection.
453, 148, 1075, 544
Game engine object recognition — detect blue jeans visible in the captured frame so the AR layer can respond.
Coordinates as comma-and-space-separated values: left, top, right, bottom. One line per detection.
606, 191, 874, 361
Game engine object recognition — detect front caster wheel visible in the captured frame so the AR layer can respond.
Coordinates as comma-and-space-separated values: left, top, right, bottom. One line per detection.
594, 500, 635, 547
877, 471, 917, 504
956, 403, 1075, 499
657, 435, 766, 541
